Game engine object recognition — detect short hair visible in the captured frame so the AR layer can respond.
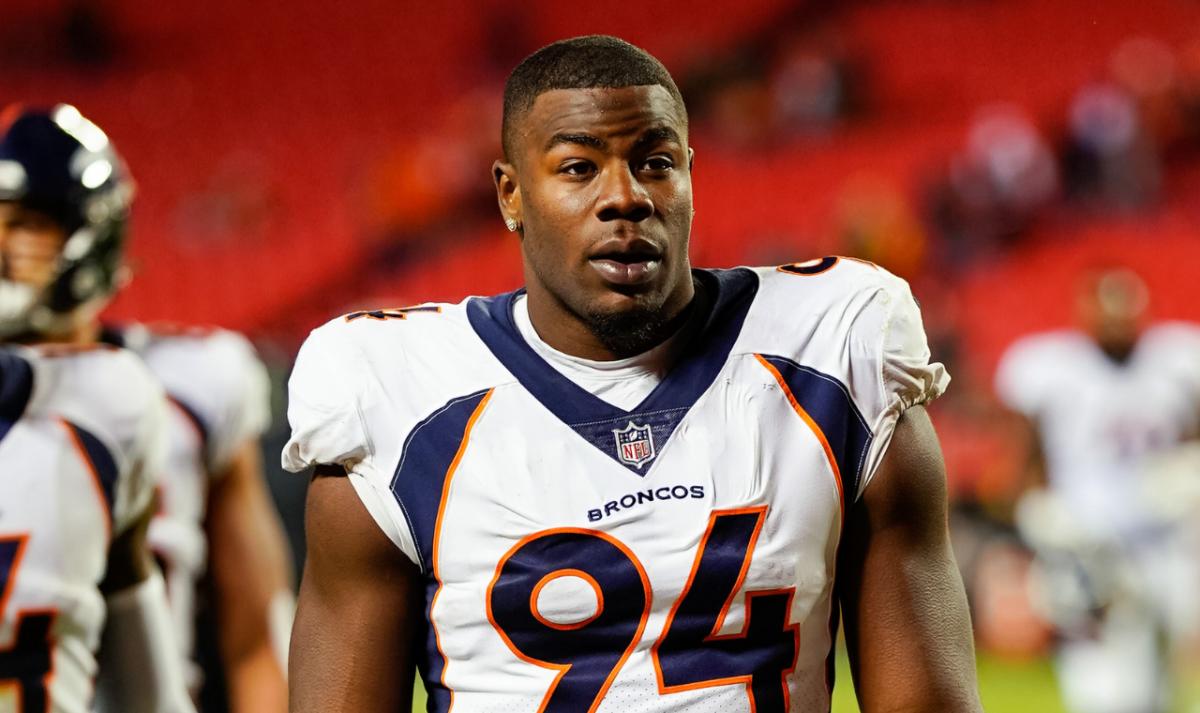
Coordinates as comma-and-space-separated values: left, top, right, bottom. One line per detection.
501, 35, 687, 160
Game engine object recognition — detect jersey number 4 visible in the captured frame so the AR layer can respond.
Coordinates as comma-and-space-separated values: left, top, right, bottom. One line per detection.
0, 536, 55, 712
487, 506, 799, 713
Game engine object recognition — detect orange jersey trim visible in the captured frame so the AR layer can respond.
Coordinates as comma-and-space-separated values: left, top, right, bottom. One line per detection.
429, 388, 494, 711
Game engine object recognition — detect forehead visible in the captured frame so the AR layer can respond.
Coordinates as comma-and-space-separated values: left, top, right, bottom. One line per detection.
519, 85, 686, 152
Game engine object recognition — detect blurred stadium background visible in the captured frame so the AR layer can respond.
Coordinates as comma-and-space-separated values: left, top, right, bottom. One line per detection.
7, 0, 1200, 710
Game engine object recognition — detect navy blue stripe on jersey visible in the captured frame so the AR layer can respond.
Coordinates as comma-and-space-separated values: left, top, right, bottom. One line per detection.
389, 388, 491, 574
759, 354, 872, 501
418, 578, 452, 713
467, 268, 759, 476
65, 421, 119, 528
0, 349, 34, 444
167, 394, 211, 462
391, 388, 491, 712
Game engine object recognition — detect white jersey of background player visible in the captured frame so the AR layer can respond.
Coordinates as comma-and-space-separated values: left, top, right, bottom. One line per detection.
285, 259, 949, 711
0, 103, 290, 713
104, 323, 280, 691
0, 346, 193, 713
996, 268, 1200, 713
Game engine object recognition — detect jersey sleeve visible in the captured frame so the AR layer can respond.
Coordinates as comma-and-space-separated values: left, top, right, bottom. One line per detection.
136, 329, 272, 478
195, 332, 272, 475
993, 336, 1054, 418
115, 374, 168, 536
856, 272, 950, 498
281, 323, 371, 472
281, 320, 425, 566
1149, 322, 1200, 405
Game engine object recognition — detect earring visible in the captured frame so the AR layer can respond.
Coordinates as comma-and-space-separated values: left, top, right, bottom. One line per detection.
505, 217, 519, 232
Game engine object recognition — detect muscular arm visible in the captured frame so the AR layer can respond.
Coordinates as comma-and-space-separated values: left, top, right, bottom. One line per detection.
290, 465, 422, 713
207, 441, 294, 713
838, 406, 982, 713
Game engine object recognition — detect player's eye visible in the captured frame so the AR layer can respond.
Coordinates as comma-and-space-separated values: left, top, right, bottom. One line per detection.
639, 155, 674, 173
559, 161, 596, 178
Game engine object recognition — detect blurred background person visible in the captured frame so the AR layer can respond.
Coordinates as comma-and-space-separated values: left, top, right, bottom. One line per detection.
0, 109, 194, 712
995, 267, 1200, 713
0, 104, 291, 713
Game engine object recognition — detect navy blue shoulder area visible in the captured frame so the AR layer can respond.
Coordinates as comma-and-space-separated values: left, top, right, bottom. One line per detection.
389, 388, 491, 574
0, 350, 34, 443
64, 421, 119, 529
758, 354, 872, 501
166, 394, 211, 460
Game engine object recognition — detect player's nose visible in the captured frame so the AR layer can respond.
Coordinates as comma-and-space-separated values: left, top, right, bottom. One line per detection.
595, 164, 653, 223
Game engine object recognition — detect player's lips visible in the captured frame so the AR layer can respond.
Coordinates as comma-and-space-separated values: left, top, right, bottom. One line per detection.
587, 237, 663, 286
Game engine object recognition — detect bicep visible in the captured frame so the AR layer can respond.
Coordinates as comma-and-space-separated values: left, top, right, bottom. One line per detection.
837, 406, 982, 713
290, 466, 421, 713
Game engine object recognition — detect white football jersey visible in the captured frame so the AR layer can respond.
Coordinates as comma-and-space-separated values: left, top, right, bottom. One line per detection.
996, 322, 1200, 538
283, 259, 948, 712
107, 324, 271, 676
0, 345, 166, 713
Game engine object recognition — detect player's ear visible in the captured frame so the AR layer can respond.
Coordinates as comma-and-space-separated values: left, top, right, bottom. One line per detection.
688, 147, 695, 172
493, 160, 522, 236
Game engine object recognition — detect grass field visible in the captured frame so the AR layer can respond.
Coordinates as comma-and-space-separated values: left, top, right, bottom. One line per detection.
411, 648, 1200, 712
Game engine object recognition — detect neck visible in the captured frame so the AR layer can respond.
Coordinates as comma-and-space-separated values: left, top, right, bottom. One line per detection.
14, 319, 100, 347
1098, 339, 1135, 365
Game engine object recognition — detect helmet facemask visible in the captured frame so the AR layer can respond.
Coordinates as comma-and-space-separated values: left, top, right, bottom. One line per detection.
0, 104, 133, 340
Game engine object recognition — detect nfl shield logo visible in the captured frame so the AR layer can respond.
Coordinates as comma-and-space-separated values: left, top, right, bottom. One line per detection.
613, 421, 655, 468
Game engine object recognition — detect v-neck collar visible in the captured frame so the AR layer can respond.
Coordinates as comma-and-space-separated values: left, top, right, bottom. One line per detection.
466, 268, 759, 475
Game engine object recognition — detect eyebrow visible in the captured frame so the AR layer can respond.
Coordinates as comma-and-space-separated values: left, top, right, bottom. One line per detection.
545, 133, 606, 152
633, 126, 682, 150
543, 126, 684, 154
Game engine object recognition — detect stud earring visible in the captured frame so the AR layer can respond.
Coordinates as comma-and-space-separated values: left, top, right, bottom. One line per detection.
505, 217, 519, 232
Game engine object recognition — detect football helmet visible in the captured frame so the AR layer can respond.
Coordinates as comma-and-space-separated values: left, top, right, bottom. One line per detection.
0, 104, 133, 337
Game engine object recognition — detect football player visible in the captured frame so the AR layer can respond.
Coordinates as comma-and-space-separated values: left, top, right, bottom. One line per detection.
0, 105, 291, 712
285, 35, 982, 712
997, 267, 1200, 713
0, 113, 193, 710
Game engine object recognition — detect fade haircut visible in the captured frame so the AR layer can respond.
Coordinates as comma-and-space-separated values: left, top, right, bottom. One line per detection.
501, 35, 687, 161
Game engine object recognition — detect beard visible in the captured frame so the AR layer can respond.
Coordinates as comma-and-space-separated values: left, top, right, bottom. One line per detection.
582, 300, 676, 358
578, 277, 703, 359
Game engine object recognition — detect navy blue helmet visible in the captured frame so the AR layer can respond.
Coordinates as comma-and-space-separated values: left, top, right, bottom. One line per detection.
0, 104, 133, 336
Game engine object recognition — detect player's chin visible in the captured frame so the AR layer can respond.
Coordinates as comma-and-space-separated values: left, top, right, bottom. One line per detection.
582, 286, 670, 327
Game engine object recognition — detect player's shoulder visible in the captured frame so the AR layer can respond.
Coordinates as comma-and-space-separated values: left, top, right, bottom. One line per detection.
18, 343, 164, 467
116, 321, 273, 470
999, 328, 1091, 367
750, 255, 904, 291
291, 297, 506, 426
119, 322, 262, 381
308, 300, 477, 354
1139, 321, 1200, 386
26, 342, 161, 419
738, 257, 917, 351
300, 298, 495, 389
1140, 320, 1200, 353
118, 321, 264, 405
284, 298, 503, 475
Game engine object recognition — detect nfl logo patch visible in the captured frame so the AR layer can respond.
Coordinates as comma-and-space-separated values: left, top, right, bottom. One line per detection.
613, 421, 655, 468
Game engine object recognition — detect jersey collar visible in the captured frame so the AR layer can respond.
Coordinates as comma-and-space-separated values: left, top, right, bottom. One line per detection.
467, 268, 758, 475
